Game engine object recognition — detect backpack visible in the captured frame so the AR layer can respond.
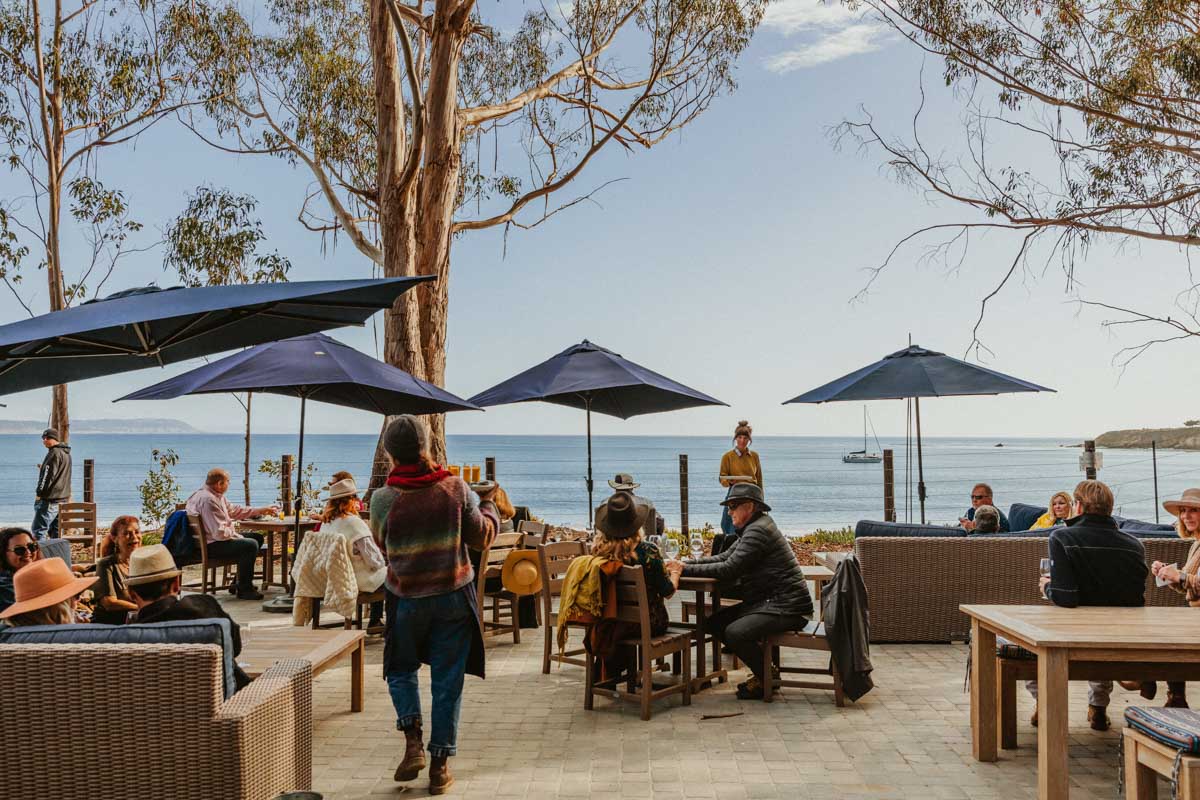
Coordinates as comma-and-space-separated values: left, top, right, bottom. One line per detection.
160, 509, 195, 563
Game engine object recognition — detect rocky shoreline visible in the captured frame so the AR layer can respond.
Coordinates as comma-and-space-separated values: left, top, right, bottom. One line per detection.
1096, 427, 1200, 450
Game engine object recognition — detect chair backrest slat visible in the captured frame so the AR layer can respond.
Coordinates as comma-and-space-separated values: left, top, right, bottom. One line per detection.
612, 565, 652, 630
187, 513, 209, 560
537, 541, 586, 601
485, 532, 523, 568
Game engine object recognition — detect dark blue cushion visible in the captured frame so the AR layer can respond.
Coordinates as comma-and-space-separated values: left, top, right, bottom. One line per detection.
1007, 503, 1047, 533
854, 520, 965, 538
1115, 516, 1178, 536
1125, 706, 1200, 753
0, 619, 236, 698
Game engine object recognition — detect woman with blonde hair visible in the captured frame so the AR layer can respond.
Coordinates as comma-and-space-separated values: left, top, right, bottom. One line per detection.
1142, 488, 1200, 708
92, 515, 142, 624
1031, 491, 1072, 530
592, 491, 679, 637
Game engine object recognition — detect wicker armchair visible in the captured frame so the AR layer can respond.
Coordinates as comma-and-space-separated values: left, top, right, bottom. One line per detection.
0, 643, 312, 800
854, 535, 1194, 643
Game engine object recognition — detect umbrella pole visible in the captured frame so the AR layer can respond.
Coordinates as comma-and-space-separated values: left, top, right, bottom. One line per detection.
915, 396, 927, 524
586, 397, 594, 531
295, 394, 307, 540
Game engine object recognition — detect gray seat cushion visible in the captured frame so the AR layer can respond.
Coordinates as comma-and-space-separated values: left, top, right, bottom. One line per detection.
38, 538, 72, 566
0, 619, 236, 697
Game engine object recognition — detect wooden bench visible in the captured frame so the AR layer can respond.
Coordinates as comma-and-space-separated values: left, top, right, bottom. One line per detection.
763, 621, 843, 705
1122, 706, 1200, 799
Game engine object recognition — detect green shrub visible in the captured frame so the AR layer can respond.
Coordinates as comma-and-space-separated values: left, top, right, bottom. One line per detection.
138, 449, 181, 529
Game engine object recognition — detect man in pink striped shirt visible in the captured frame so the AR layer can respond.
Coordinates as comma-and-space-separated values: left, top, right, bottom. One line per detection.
185, 468, 277, 600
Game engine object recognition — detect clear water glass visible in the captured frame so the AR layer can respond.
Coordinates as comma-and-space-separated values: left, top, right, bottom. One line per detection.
663, 538, 680, 560
689, 533, 704, 561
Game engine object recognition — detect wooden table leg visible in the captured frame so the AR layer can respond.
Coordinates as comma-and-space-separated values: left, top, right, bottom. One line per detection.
1037, 647, 1069, 800
260, 531, 275, 591
351, 638, 364, 712
970, 619, 998, 762
999, 660, 1018, 750
710, 584, 725, 683
281, 529, 293, 594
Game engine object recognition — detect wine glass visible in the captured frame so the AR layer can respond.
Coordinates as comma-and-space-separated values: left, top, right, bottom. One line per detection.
688, 531, 704, 561
662, 537, 680, 561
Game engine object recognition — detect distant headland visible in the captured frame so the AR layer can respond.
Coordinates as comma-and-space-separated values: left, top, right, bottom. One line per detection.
0, 418, 202, 434
1096, 427, 1200, 450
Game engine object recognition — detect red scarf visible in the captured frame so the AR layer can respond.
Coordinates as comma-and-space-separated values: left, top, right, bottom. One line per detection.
386, 462, 453, 489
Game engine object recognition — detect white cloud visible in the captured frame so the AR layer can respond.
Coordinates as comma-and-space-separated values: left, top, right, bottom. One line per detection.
763, 1, 860, 34
765, 23, 890, 72
762, 0, 891, 72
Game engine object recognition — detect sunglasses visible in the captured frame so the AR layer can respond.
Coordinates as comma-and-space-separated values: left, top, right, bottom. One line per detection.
8, 542, 39, 557
971, 494, 989, 501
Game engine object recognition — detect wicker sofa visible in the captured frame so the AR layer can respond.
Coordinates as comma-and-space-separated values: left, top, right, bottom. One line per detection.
0, 620, 313, 800
854, 533, 1193, 643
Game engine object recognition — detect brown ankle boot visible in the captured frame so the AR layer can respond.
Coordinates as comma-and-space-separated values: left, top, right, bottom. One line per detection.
393, 726, 426, 782
1088, 705, 1109, 731
429, 755, 454, 795
1030, 708, 1038, 727
1166, 692, 1190, 709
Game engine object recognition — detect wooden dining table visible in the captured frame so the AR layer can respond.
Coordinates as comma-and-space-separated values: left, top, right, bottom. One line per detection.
677, 575, 728, 691
961, 604, 1200, 800
237, 516, 322, 592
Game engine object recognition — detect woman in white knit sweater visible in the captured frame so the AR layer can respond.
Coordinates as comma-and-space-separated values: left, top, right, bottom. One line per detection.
321, 476, 387, 625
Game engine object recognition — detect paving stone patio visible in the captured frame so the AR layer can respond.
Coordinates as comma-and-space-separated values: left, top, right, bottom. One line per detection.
222, 594, 1159, 799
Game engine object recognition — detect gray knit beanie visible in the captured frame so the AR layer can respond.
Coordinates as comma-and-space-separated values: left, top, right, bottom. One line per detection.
383, 415, 428, 463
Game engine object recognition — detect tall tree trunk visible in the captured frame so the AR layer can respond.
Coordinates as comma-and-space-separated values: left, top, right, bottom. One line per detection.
368, 0, 438, 484
412, 0, 471, 465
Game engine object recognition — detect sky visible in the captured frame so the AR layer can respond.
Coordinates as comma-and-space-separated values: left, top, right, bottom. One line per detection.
0, 0, 1195, 440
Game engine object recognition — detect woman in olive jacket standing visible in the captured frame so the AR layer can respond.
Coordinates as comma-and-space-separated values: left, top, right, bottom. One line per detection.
668, 483, 811, 700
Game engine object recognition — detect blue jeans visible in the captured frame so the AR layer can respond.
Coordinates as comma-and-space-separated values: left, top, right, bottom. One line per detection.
720, 504, 734, 536
385, 588, 474, 757
31, 501, 59, 540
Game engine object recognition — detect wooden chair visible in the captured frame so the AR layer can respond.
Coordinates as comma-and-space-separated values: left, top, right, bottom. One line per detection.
517, 520, 547, 543
57, 502, 97, 562
185, 513, 243, 595
761, 621, 844, 705
584, 565, 692, 721
537, 541, 588, 674
476, 532, 523, 643
306, 590, 386, 633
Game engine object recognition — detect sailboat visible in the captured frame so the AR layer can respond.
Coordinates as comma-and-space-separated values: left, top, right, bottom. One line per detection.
843, 406, 883, 464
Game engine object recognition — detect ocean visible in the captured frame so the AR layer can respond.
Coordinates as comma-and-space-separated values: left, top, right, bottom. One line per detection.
1, 434, 1196, 533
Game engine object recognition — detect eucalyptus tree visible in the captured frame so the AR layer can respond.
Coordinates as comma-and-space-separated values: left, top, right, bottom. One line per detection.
838, 0, 1200, 356
0, 0, 214, 438
179, 0, 769, 463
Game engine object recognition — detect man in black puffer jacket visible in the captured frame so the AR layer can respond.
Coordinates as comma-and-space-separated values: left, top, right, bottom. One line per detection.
669, 484, 812, 699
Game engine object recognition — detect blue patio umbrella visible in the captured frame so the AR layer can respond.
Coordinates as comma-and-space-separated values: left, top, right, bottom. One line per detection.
784, 344, 1054, 523
118, 331, 480, 526
0, 277, 434, 395
468, 340, 726, 527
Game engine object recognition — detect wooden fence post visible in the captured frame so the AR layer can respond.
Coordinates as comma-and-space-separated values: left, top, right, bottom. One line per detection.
1083, 440, 1098, 480
281, 454, 294, 513
83, 458, 95, 504
883, 449, 895, 522
679, 454, 689, 535
485, 457, 496, 482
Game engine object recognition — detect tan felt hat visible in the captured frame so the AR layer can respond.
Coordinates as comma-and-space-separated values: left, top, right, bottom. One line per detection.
1164, 488, 1200, 517
127, 544, 183, 586
500, 549, 542, 596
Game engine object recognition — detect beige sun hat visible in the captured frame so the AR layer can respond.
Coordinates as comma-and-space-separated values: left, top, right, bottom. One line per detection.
325, 477, 359, 501
500, 550, 542, 596
1164, 488, 1200, 516
127, 544, 183, 587
0, 558, 96, 619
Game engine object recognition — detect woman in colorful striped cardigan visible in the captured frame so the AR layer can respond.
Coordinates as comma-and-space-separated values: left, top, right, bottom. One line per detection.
369, 415, 498, 795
